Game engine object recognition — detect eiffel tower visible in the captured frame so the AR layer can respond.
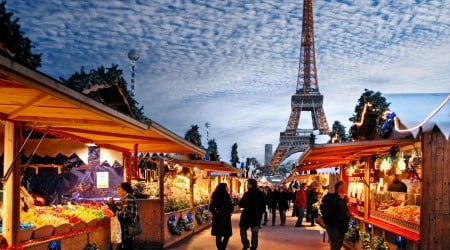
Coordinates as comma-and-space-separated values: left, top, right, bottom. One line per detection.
270, 0, 329, 168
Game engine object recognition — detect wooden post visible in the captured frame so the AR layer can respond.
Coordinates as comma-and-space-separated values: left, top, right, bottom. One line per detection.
123, 151, 131, 182
133, 144, 138, 179
189, 169, 194, 208
159, 157, 165, 244
420, 127, 450, 249
3, 121, 21, 246
207, 172, 211, 203
364, 160, 370, 221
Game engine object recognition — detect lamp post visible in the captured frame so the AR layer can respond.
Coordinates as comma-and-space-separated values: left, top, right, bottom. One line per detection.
128, 49, 140, 97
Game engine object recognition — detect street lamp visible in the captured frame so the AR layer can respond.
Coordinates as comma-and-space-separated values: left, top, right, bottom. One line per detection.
128, 49, 140, 97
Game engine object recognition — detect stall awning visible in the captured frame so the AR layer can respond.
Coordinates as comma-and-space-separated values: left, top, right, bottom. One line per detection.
296, 139, 420, 171
173, 160, 244, 174
0, 56, 205, 155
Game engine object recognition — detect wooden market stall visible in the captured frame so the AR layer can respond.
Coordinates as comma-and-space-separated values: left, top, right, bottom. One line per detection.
294, 93, 450, 250
0, 55, 205, 249
134, 159, 244, 248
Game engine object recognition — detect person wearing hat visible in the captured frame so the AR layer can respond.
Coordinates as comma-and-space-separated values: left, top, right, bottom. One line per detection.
239, 179, 266, 250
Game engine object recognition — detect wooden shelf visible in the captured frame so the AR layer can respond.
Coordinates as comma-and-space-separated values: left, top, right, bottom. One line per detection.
365, 217, 419, 242
350, 212, 419, 242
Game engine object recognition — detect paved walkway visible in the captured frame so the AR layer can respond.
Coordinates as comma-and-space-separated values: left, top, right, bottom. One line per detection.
166, 210, 330, 250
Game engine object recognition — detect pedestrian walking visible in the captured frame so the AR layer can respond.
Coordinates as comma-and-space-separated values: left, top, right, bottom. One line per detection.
210, 183, 234, 250
320, 181, 350, 250
307, 182, 320, 226
267, 185, 279, 226
278, 186, 291, 226
291, 181, 299, 217
107, 182, 139, 250
239, 179, 266, 250
260, 186, 269, 226
295, 183, 307, 227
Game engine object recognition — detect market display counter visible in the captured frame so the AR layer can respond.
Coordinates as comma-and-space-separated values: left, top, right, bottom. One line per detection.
135, 199, 212, 249
6, 222, 110, 250
349, 212, 420, 250
365, 217, 419, 242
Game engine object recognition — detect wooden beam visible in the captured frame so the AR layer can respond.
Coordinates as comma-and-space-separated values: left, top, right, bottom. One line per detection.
0, 78, 26, 88
92, 140, 172, 145
8, 93, 50, 119
20, 117, 113, 126
49, 127, 169, 141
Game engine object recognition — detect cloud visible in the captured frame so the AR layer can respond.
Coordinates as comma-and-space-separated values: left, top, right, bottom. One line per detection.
7, 0, 450, 163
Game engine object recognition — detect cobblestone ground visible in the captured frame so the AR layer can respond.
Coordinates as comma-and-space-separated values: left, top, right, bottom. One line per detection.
165, 209, 330, 250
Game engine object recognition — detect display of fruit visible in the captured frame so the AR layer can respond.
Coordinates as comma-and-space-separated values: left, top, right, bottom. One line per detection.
19, 203, 113, 231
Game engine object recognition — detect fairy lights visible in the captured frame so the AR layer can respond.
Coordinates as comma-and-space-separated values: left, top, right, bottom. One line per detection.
393, 94, 449, 133
354, 102, 372, 127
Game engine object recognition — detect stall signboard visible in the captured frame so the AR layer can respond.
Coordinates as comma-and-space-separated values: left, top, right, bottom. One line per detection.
96, 172, 109, 188
347, 168, 380, 216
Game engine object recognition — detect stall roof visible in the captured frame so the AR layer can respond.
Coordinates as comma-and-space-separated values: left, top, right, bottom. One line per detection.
0, 56, 205, 155
384, 93, 450, 139
173, 160, 244, 174
296, 139, 420, 171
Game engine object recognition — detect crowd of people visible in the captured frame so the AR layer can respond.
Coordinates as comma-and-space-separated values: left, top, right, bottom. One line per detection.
107, 179, 349, 250
208, 178, 350, 250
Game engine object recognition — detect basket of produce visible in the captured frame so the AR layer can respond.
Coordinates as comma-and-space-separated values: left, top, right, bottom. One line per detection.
86, 218, 98, 228
19, 227, 34, 242
32, 225, 55, 239
97, 216, 110, 226
71, 221, 86, 232
53, 223, 71, 235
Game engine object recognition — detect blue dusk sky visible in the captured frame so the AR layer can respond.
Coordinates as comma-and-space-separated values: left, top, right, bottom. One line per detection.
6, 0, 450, 164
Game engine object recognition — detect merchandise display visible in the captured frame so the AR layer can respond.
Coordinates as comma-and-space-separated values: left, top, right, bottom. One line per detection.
370, 191, 421, 233
164, 173, 191, 212
193, 177, 209, 206
0, 202, 113, 245
19, 203, 113, 230
343, 145, 423, 248
133, 180, 159, 198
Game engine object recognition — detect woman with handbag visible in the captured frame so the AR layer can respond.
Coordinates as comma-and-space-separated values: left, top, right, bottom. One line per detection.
107, 182, 140, 250
209, 183, 234, 250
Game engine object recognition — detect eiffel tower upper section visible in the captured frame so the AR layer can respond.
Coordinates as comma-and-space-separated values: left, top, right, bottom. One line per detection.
269, 0, 329, 168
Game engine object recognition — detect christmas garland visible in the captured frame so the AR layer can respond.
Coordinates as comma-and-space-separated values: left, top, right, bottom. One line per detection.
168, 215, 182, 235
202, 209, 212, 222
84, 243, 100, 250
167, 212, 194, 235
195, 209, 204, 225
180, 212, 194, 231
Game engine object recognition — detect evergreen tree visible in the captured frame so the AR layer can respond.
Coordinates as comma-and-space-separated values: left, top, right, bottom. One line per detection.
348, 89, 390, 141
329, 120, 348, 143
0, 1, 42, 69
184, 124, 203, 148
60, 64, 146, 120
230, 143, 239, 167
206, 139, 219, 161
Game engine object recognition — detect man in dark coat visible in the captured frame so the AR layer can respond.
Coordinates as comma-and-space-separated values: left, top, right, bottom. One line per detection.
306, 182, 319, 226
277, 186, 292, 226
267, 185, 280, 226
239, 179, 266, 250
323, 181, 350, 250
